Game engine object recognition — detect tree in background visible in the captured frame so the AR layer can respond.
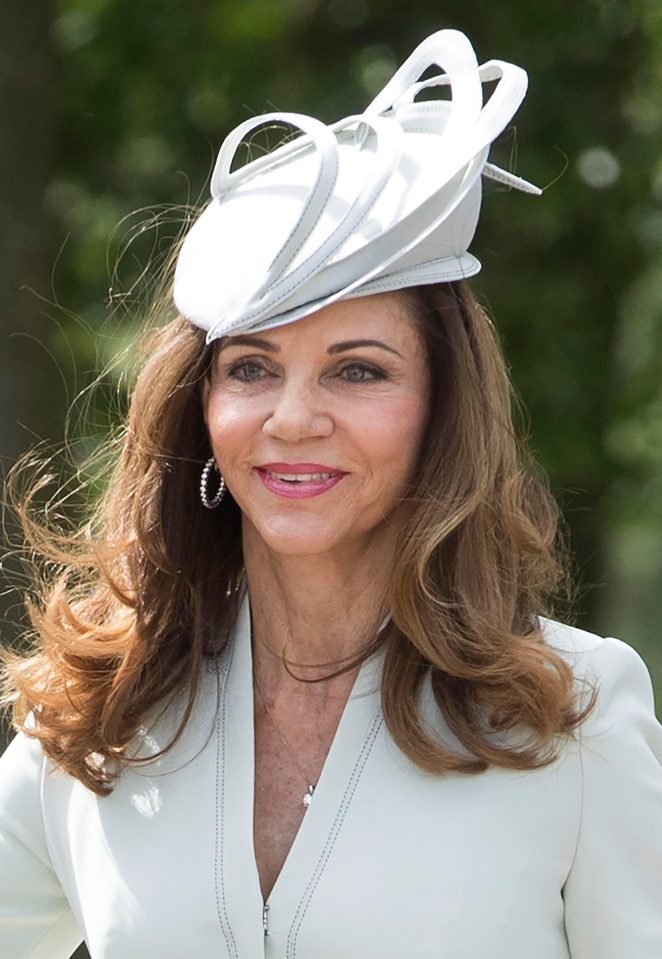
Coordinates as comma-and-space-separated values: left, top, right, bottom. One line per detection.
0, 0, 61, 696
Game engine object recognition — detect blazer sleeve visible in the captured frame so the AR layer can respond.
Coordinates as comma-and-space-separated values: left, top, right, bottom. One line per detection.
0, 732, 83, 959
562, 635, 662, 957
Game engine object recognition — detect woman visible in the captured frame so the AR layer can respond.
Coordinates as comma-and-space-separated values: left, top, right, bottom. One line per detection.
1, 29, 661, 959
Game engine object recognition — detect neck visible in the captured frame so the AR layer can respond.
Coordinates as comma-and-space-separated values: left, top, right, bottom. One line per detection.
242, 524, 393, 704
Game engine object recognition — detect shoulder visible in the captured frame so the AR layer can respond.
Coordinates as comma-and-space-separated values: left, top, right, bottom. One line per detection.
0, 729, 46, 795
545, 623, 662, 955
539, 616, 661, 751
540, 616, 655, 695
0, 731, 51, 856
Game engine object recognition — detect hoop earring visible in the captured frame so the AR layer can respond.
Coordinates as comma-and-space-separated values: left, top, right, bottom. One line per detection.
200, 456, 226, 509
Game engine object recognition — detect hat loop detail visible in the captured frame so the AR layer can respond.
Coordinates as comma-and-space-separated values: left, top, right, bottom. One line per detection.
174, 29, 541, 342
207, 112, 404, 341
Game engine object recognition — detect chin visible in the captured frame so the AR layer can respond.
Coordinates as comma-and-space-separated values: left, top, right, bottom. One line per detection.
246, 514, 358, 559
263, 530, 347, 558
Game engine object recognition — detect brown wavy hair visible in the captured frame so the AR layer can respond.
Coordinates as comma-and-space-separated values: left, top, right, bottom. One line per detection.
1, 280, 597, 794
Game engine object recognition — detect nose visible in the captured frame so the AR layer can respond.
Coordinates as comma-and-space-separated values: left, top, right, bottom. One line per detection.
262, 378, 334, 442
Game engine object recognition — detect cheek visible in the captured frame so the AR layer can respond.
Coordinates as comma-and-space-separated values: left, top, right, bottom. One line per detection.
355, 394, 428, 477
205, 394, 263, 463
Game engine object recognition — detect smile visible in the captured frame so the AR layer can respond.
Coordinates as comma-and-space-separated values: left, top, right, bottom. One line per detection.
255, 467, 345, 499
267, 471, 337, 483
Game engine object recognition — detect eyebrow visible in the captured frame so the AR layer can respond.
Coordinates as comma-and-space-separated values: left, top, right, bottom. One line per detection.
217, 335, 402, 358
328, 339, 402, 358
217, 335, 279, 353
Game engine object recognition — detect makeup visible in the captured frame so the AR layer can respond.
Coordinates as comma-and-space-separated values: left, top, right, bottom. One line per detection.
255, 463, 346, 499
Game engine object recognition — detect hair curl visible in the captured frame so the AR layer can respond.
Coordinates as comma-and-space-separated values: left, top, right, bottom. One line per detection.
1, 280, 596, 794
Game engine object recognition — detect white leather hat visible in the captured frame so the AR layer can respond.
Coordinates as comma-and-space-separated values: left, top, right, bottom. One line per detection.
173, 29, 540, 342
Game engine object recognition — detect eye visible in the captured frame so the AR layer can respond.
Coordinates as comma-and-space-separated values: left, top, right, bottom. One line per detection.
338, 362, 387, 383
228, 359, 269, 382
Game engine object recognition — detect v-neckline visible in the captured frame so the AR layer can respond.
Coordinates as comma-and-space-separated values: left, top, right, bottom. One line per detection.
214, 587, 386, 947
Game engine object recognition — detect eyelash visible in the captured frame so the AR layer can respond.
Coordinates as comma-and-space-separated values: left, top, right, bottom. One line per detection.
339, 362, 387, 383
226, 359, 387, 384
227, 360, 267, 382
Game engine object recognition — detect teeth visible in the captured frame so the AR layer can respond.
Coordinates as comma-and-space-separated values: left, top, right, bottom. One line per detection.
270, 471, 335, 482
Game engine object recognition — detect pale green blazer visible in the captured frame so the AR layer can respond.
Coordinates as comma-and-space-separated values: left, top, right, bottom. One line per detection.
1, 590, 661, 958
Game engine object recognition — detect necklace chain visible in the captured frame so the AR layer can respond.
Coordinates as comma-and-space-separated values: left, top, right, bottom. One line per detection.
251, 611, 392, 810
253, 668, 317, 808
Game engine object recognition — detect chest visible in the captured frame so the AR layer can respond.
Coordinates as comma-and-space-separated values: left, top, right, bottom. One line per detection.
47, 720, 581, 959
42, 644, 584, 959
252, 706, 341, 902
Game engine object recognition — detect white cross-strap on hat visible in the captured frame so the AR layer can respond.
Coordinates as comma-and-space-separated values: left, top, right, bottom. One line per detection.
173, 29, 540, 342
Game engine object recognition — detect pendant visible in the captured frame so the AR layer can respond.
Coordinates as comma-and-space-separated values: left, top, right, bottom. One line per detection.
302, 784, 315, 807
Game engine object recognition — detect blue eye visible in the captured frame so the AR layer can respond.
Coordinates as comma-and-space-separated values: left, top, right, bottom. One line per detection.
340, 363, 385, 383
229, 360, 267, 381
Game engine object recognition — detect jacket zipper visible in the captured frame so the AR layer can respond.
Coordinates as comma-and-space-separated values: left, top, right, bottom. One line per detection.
262, 903, 270, 937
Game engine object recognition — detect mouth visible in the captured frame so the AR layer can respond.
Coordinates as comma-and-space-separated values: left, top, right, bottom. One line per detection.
259, 469, 340, 484
254, 465, 346, 499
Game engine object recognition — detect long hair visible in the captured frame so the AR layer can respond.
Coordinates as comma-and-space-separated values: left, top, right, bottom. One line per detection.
1, 281, 596, 794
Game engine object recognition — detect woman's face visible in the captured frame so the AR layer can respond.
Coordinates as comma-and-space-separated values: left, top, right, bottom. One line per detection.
203, 292, 430, 558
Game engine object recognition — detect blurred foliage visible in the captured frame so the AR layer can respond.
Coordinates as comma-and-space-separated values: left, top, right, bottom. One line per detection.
3, 2, 662, 687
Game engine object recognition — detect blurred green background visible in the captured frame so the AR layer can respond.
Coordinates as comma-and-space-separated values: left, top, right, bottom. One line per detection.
2, 2, 661, 736
2, 2, 661, 953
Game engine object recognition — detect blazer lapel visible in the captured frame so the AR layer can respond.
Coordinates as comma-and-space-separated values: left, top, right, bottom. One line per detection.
216, 588, 386, 952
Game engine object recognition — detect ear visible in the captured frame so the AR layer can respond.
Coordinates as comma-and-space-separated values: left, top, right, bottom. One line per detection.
200, 375, 211, 426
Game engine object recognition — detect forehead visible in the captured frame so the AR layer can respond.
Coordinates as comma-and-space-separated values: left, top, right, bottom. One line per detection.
219, 291, 422, 353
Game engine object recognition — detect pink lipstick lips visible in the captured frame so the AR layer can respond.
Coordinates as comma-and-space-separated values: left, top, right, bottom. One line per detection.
255, 462, 346, 499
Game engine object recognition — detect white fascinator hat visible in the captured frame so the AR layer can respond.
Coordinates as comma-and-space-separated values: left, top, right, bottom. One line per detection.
173, 29, 540, 343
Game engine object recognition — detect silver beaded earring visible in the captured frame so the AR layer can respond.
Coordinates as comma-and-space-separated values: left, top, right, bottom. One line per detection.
200, 456, 226, 509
